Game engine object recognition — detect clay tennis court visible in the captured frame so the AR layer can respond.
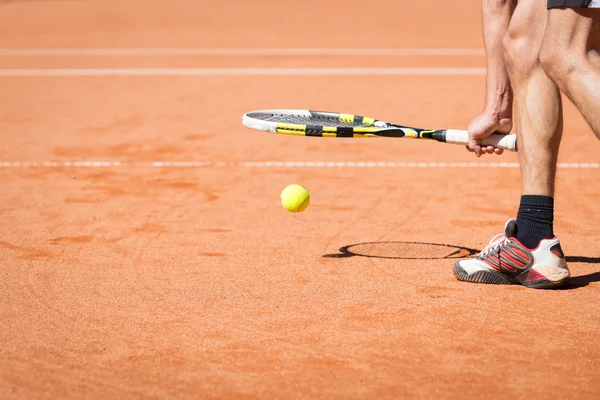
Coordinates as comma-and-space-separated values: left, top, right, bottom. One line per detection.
1, 0, 600, 398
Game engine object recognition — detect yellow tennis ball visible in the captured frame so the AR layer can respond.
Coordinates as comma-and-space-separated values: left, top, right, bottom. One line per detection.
280, 184, 310, 213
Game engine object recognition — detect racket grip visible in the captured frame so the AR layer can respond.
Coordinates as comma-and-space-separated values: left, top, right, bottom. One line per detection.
444, 130, 518, 151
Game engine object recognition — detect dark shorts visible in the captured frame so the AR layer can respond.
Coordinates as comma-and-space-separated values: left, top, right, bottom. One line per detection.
548, 0, 600, 8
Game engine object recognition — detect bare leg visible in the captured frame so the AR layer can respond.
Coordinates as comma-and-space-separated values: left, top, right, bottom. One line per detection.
453, 0, 570, 287
541, 8, 600, 140
503, 0, 563, 197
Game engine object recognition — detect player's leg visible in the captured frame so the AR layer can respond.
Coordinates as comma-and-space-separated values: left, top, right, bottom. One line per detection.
540, 2, 600, 140
454, 0, 569, 288
504, 0, 564, 200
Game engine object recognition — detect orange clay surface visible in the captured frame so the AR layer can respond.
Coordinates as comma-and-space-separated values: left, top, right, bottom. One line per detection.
1, 0, 600, 399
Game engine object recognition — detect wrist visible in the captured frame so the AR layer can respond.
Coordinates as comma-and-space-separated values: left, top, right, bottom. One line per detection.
484, 91, 513, 119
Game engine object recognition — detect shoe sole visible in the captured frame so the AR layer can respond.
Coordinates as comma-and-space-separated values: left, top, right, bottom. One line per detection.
453, 262, 570, 289
453, 263, 511, 285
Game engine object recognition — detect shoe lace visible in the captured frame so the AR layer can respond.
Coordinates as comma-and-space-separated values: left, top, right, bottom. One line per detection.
479, 233, 509, 258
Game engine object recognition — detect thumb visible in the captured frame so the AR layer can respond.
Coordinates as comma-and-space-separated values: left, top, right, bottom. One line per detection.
496, 117, 513, 134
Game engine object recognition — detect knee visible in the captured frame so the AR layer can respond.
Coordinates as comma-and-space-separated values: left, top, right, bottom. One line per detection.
502, 0, 552, 79
502, 27, 542, 79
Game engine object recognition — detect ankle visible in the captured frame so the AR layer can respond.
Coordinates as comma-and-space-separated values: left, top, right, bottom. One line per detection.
515, 195, 555, 249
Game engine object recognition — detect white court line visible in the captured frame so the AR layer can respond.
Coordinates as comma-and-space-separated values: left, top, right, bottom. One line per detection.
0, 48, 485, 57
0, 68, 487, 77
0, 161, 598, 169
0, 161, 123, 167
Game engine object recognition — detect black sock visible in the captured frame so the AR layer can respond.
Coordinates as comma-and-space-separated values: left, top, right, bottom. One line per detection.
515, 195, 555, 249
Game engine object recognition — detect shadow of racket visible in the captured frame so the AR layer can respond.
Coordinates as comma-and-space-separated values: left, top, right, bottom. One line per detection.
323, 241, 480, 260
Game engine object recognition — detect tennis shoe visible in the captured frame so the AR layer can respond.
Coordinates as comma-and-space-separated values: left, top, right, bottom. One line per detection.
454, 220, 570, 288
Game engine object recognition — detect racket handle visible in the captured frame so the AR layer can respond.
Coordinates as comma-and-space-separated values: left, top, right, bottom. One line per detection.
443, 130, 517, 151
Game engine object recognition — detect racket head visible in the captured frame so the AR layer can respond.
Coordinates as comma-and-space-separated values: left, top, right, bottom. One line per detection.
242, 109, 392, 137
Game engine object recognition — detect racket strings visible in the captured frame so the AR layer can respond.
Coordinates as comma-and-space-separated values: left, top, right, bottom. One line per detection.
248, 113, 362, 128
345, 242, 475, 260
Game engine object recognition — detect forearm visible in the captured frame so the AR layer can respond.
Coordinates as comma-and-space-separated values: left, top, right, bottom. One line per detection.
481, 0, 516, 116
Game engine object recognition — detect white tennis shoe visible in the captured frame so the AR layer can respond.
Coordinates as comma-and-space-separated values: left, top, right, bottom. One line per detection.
454, 220, 570, 288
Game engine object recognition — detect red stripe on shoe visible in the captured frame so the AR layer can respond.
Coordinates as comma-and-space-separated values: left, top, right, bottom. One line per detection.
483, 257, 503, 272
501, 251, 527, 268
499, 259, 516, 272
510, 247, 532, 263
484, 253, 517, 272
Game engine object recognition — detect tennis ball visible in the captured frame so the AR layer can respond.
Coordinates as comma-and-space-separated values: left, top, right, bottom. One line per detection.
280, 184, 310, 213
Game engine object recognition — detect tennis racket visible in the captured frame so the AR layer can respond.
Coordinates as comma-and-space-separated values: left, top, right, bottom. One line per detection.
242, 109, 517, 151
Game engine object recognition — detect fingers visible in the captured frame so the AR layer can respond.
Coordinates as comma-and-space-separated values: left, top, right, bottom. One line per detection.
465, 145, 505, 155
467, 135, 483, 157
467, 122, 493, 157
483, 145, 495, 154
466, 114, 512, 157
479, 145, 504, 155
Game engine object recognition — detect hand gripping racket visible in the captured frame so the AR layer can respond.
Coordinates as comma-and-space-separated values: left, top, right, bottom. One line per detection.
242, 109, 517, 151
